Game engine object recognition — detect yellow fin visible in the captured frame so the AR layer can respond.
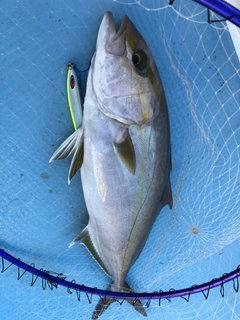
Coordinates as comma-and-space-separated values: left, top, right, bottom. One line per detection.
113, 128, 136, 175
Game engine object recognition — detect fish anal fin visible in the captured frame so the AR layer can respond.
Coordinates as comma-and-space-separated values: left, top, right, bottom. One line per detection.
92, 282, 147, 320
69, 226, 109, 276
68, 226, 88, 247
113, 128, 136, 175
162, 177, 173, 209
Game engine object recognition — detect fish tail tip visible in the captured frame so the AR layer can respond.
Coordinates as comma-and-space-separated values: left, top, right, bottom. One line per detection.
91, 311, 99, 320
49, 154, 57, 163
69, 238, 78, 248
92, 282, 147, 319
128, 298, 147, 317
91, 297, 112, 320
142, 309, 147, 317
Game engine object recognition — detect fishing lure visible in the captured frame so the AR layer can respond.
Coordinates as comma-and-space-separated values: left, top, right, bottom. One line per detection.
66, 62, 84, 131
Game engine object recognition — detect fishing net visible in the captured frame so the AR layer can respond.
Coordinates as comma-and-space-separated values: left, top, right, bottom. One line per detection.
0, 0, 239, 319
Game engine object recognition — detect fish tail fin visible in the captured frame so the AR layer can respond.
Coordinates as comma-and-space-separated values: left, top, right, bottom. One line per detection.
49, 127, 84, 183
92, 282, 147, 320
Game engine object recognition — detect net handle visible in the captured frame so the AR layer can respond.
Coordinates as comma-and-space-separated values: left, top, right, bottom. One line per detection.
193, 0, 240, 27
1, 249, 239, 301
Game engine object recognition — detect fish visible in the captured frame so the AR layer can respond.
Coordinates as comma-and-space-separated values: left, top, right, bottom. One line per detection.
50, 11, 172, 319
67, 62, 83, 131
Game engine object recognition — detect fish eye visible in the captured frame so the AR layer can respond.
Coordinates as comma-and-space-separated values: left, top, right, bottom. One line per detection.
132, 50, 147, 71
132, 54, 140, 65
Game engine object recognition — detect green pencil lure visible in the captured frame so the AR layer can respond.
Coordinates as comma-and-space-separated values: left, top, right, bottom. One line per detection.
67, 62, 83, 131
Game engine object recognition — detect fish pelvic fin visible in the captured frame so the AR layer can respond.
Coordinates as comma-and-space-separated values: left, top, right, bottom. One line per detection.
49, 127, 84, 183
113, 128, 136, 175
69, 226, 109, 276
92, 282, 147, 320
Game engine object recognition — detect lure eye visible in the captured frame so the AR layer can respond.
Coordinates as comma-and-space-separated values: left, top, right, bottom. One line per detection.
132, 50, 147, 71
70, 75, 75, 89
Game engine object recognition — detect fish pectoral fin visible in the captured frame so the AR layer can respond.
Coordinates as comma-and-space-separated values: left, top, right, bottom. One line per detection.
68, 138, 84, 183
162, 177, 173, 209
92, 282, 147, 320
49, 127, 84, 183
113, 128, 136, 175
69, 226, 109, 276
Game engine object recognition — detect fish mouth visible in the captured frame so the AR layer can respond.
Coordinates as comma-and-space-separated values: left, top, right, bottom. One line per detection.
97, 12, 129, 56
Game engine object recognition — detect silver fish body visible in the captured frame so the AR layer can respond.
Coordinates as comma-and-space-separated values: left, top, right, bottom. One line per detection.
50, 12, 172, 319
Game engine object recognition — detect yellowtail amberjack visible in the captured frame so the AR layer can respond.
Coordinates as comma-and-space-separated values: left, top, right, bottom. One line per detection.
51, 12, 172, 319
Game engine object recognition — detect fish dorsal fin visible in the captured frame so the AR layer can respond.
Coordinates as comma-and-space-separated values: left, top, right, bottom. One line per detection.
162, 177, 173, 209
49, 127, 84, 183
69, 226, 109, 276
113, 128, 136, 175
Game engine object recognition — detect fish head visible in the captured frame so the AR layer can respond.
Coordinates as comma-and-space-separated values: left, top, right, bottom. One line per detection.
92, 12, 164, 125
